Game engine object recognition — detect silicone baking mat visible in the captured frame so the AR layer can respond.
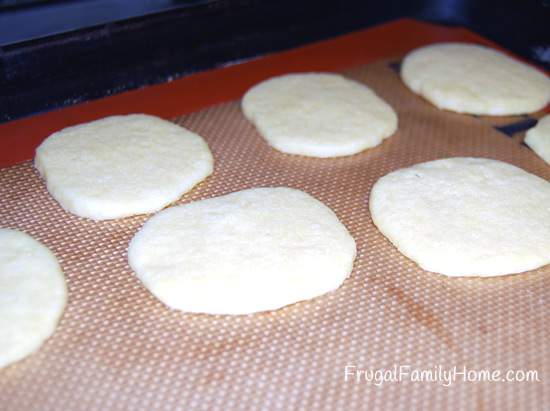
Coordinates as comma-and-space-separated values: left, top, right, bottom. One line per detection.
1, 58, 549, 410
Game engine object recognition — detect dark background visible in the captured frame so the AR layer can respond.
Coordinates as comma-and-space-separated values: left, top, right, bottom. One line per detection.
0, 0, 549, 123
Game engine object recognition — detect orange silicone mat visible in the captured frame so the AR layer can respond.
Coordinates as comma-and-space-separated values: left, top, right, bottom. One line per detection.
1, 19, 536, 169
0, 56, 549, 410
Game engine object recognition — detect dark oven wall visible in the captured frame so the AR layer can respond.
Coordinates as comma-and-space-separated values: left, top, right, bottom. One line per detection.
0, 0, 549, 123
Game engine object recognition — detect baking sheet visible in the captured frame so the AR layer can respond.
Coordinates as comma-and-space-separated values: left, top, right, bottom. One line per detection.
0, 58, 548, 411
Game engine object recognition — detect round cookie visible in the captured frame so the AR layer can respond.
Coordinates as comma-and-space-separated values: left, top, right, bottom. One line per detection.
525, 115, 550, 165
35, 114, 214, 220
128, 187, 356, 314
242, 73, 397, 157
0, 229, 67, 368
369, 158, 550, 277
401, 43, 550, 115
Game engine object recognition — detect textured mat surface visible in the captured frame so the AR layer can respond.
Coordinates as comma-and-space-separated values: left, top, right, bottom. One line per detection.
0, 59, 548, 411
